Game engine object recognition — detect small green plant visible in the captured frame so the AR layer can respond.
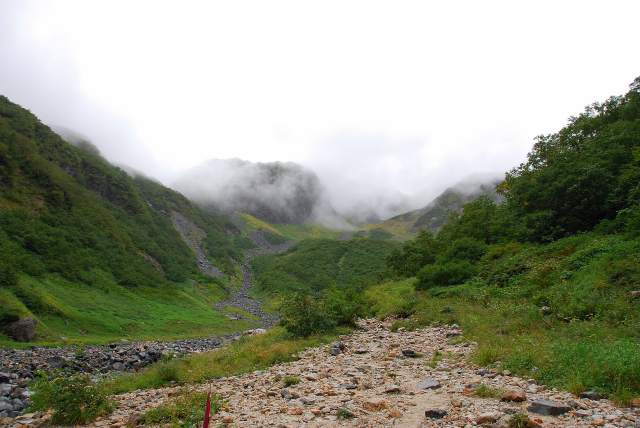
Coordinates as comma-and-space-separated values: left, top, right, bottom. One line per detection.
427, 350, 444, 368
156, 360, 180, 384
508, 413, 539, 428
475, 383, 505, 399
274, 375, 282, 382
30, 373, 113, 424
283, 376, 300, 386
140, 388, 222, 426
338, 408, 353, 419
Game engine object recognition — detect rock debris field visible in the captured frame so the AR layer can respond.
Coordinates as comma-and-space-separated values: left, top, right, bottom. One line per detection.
4, 319, 639, 428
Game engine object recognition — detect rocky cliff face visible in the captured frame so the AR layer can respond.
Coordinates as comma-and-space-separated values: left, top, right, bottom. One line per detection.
173, 158, 329, 224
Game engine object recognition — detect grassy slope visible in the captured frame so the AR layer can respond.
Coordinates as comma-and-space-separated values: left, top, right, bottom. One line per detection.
357, 188, 499, 241
367, 231, 640, 402
250, 238, 400, 297
235, 212, 342, 240
0, 95, 252, 345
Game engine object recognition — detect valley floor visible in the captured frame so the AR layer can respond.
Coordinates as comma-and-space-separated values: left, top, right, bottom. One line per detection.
7, 319, 638, 428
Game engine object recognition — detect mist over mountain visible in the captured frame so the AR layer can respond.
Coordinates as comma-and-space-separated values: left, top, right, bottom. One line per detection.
366, 173, 505, 238
172, 158, 332, 224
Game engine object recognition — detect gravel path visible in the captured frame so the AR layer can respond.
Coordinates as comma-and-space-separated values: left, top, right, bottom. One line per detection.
7, 319, 638, 427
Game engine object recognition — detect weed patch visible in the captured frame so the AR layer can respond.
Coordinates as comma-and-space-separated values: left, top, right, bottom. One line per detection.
140, 388, 222, 426
30, 373, 113, 424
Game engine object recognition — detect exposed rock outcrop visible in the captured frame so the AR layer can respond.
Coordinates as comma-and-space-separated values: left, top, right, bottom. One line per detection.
6, 319, 38, 343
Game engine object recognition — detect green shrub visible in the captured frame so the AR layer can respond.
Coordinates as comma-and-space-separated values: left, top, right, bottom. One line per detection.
444, 237, 488, 262
508, 413, 539, 428
264, 232, 288, 245
278, 292, 336, 338
475, 383, 504, 398
324, 284, 368, 326
30, 373, 113, 424
283, 376, 300, 386
416, 261, 476, 290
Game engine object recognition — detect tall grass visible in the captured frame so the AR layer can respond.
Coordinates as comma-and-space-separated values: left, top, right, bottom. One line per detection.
106, 326, 344, 394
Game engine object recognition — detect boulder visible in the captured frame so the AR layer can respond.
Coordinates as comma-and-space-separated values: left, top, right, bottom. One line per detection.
424, 409, 447, 419
476, 412, 499, 424
7, 318, 39, 342
579, 391, 601, 400
501, 389, 527, 402
527, 400, 571, 416
363, 398, 390, 411
417, 379, 441, 390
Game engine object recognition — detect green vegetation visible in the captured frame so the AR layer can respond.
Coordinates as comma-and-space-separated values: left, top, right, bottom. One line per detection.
235, 212, 341, 241
283, 376, 301, 386
475, 383, 504, 399
140, 389, 223, 427
363, 77, 640, 402
251, 238, 400, 295
0, 95, 253, 342
0, 274, 255, 345
251, 237, 398, 337
30, 373, 113, 424
508, 413, 539, 428
103, 325, 342, 393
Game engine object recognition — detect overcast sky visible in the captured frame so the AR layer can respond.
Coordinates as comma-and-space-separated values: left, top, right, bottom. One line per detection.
2, 0, 639, 209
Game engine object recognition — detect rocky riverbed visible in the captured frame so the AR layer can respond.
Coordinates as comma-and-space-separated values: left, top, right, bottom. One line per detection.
3, 319, 639, 427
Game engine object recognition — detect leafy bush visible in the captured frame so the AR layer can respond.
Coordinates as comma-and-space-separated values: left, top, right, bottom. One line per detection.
30, 373, 113, 424
415, 261, 476, 290
386, 230, 440, 277
443, 237, 488, 263
278, 292, 336, 338
324, 284, 368, 326
264, 232, 289, 245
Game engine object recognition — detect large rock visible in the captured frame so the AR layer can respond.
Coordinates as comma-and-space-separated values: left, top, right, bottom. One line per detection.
501, 389, 527, 402
417, 379, 441, 390
527, 400, 571, 416
476, 412, 500, 424
7, 318, 39, 342
363, 398, 390, 411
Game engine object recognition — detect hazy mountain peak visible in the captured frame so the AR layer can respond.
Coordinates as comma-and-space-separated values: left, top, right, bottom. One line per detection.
172, 158, 329, 224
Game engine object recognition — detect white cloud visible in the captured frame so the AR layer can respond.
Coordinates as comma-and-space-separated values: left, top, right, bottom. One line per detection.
1, 0, 639, 212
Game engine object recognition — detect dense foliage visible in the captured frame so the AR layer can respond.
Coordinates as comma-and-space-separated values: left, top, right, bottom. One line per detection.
250, 238, 400, 295
372, 77, 640, 401
386, 76, 640, 286
0, 96, 242, 335
251, 237, 398, 337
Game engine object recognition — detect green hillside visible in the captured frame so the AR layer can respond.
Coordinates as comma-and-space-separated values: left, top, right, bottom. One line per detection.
356, 179, 502, 240
368, 76, 640, 401
250, 238, 400, 296
233, 212, 342, 241
0, 96, 250, 343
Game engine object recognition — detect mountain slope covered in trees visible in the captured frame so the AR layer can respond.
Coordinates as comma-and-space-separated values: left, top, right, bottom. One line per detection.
367, 76, 640, 401
0, 96, 251, 342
